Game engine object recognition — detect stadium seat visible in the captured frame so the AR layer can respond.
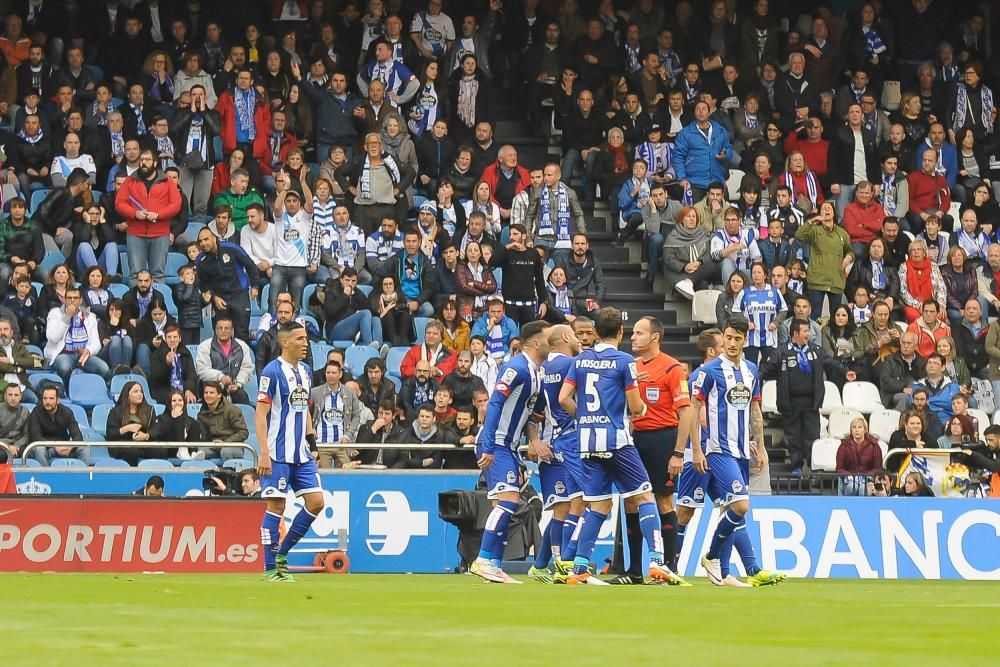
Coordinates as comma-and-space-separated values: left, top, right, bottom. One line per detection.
185, 222, 205, 240
119, 252, 130, 280
138, 458, 175, 469
164, 253, 188, 285
180, 460, 218, 470
223, 458, 254, 471
152, 283, 177, 317
841, 381, 884, 413
819, 381, 843, 415
385, 346, 408, 378
63, 402, 91, 429
28, 188, 50, 216
68, 374, 113, 408
826, 407, 862, 439
18, 458, 42, 468
761, 380, 778, 414
91, 403, 113, 435
869, 409, 901, 443
186, 403, 202, 419
413, 317, 430, 342
726, 169, 745, 200
260, 284, 270, 310
302, 284, 317, 313
358, 284, 373, 296
810, 438, 841, 472
28, 372, 63, 395
691, 289, 721, 325
39, 250, 65, 274
345, 345, 379, 374
108, 283, 128, 299
92, 457, 130, 468
881, 80, 901, 111
110, 374, 151, 401
878, 441, 889, 460
49, 458, 87, 468
236, 403, 256, 429
386, 375, 401, 392
968, 408, 991, 431
311, 341, 333, 368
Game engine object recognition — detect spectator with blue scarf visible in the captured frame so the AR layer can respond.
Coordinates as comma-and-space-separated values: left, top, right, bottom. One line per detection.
43, 286, 109, 383
526, 163, 585, 262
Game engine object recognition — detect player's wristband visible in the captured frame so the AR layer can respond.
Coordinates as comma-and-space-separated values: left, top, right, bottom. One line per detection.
671, 451, 685, 459
306, 433, 317, 452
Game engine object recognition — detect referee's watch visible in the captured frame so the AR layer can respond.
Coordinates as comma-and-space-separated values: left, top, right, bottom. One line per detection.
671, 451, 685, 459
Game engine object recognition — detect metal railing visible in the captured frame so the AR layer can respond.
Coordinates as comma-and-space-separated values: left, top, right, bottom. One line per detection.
20, 441, 259, 464
0, 442, 13, 461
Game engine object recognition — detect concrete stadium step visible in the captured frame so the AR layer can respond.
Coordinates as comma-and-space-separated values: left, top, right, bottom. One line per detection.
605, 275, 651, 292
601, 261, 643, 274
589, 245, 629, 263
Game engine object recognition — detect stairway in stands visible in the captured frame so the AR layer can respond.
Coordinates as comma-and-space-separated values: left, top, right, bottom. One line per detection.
491, 88, 701, 367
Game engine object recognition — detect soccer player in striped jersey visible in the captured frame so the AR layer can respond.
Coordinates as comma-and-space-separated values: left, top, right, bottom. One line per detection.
558, 307, 687, 585
255, 322, 325, 582
472, 320, 552, 584
689, 315, 782, 586
671, 327, 784, 586
731, 261, 786, 366
528, 324, 586, 583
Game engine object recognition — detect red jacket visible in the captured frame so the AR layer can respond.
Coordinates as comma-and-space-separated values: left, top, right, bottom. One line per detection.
216, 89, 272, 158
479, 162, 530, 205
400, 343, 456, 380
836, 435, 883, 474
907, 170, 951, 215
784, 134, 830, 177
115, 173, 183, 239
257, 130, 299, 178
842, 201, 886, 244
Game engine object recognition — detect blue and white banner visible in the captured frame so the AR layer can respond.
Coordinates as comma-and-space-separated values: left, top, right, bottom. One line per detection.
10, 471, 1000, 578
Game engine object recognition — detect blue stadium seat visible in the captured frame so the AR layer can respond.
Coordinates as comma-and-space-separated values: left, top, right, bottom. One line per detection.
63, 402, 91, 429
301, 313, 320, 336
345, 345, 379, 374
308, 162, 320, 179
186, 403, 202, 419
49, 458, 86, 468
152, 283, 177, 317
119, 252, 130, 281
110, 374, 151, 401
92, 457, 130, 468
153, 403, 165, 415
68, 374, 112, 409
385, 347, 408, 378
224, 459, 254, 471
260, 284, 270, 310
413, 317, 430, 342
311, 341, 333, 368
137, 458, 175, 469
28, 372, 63, 394
235, 403, 256, 430
108, 283, 128, 299
494, 268, 503, 289
386, 375, 401, 392
164, 253, 188, 285
18, 458, 42, 468
358, 284, 373, 296
25, 344, 43, 358
200, 312, 213, 340
29, 189, 50, 216
39, 250, 65, 274
187, 344, 200, 360
244, 375, 258, 401
31, 281, 42, 295
185, 222, 205, 240
251, 296, 264, 317
302, 284, 317, 313
180, 460, 218, 470
91, 403, 113, 435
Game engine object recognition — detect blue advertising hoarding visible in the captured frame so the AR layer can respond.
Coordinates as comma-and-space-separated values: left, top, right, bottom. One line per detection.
10, 470, 1000, 579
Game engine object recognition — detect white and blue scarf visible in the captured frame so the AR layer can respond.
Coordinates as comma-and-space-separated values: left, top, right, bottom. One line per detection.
110, 131, 124, 158
359, 152, 401, 200
234, 88, 257, 138
880, 174, 898, 215
783, 170, 820, 208
170, 352, 184, 390
954, 83, 994, 134
17, 128, 43, 144
408, 83, 439, 136
538, 183, 571, 242
624, 43, 641, 72
549, 281, 572, 314
863, 26, 886, 56
63, 312, 88, 352
744, 109, 759, 130
871, 259, 886, 290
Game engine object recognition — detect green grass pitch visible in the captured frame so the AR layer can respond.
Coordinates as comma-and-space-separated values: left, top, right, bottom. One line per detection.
4, 574, 994, 666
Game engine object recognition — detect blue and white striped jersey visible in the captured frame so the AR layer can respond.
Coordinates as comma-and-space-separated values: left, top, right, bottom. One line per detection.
682, 363, 709, 464
564, 343, 638, 452
851, 303, 872, 325
690, 356, 761, 460
314, 390, 345, 443
710, 228, 761, 275
258, 357, 314, 464
476, 353, 545, 453
541, 352, 576, 442
732, 285, 786, 348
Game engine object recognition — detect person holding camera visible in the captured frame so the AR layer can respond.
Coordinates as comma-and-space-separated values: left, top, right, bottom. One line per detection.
866, 470, 894, 497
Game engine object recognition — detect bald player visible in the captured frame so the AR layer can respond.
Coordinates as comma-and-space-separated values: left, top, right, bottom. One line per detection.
605, 316, 692, 584
529, 324, 586, 581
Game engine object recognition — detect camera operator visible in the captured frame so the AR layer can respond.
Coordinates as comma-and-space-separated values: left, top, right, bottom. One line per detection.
866, 469, 894, 497
132, 475, 165, 497
240, 469, 261, 497
205, 468, 262, 496
953, 424, 1000, 495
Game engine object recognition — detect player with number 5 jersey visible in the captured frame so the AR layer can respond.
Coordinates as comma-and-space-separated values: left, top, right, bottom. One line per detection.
558, 307, 688, 586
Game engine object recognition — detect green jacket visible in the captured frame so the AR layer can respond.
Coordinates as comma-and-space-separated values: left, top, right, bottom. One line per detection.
196, 399, 249, 443
795, 222, 853, 293
212, 189, 266, 230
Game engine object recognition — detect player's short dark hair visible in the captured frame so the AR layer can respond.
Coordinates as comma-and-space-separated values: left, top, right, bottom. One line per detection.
572, 317, 594, 329
638, 316, 663, 340
520, 320, 548, 343
724, 314, 750, 336
241, 469, 259, 481
246, 202, 266, 215
67, 168, 90, 188
146, 475, 165, 490
696, 327, 722, 358
278, 321, 305, 341
594, 307, 624, 339
790, 318, 810, 337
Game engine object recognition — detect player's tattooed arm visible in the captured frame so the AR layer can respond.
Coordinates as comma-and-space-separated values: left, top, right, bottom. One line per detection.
525, 420, 552, 463
750, 401, 768, 474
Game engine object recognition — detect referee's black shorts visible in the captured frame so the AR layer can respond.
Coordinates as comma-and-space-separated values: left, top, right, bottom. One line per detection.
633, 426, 678, 496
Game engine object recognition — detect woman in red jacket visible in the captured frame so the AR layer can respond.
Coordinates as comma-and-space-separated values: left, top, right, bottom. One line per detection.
837, 416, 884, 495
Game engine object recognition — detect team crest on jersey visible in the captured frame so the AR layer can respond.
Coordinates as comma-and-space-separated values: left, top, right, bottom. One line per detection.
725, 383, 752, 408
645, 387, 660, 403
788, 359, 797, 368
221, 252, 231, 263
278, 477, 288, 490
694, 488, 704, 501
289, 386, 310, 412
323, 409, 343, 423
555, 481, 566, 494
732, 480, 744, 493
506, 470, 517, 484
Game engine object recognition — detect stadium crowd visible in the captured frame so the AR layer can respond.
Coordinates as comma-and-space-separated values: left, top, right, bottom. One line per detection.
0, 0, 996, 493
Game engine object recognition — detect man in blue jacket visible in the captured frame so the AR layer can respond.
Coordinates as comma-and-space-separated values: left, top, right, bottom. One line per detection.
672, 100, 733, 202
470, 299, 520, 361
291, 64, 365, 162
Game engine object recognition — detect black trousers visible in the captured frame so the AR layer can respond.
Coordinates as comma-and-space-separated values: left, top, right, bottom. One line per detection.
782, 400, 821, 469
505, 302, 539, 326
